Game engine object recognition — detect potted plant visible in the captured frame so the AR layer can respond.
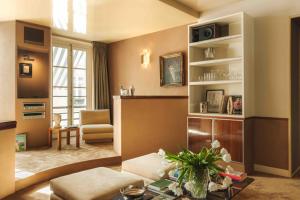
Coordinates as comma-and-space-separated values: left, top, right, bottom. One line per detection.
158, 140, 233, 199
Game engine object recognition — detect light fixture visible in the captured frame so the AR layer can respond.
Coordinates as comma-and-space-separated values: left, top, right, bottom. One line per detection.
141, 49, 150, 68
23, 54, 35, 61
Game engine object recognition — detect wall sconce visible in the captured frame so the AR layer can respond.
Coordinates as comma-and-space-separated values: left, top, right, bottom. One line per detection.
141, 49, 150, 68
23, 54, 35, 61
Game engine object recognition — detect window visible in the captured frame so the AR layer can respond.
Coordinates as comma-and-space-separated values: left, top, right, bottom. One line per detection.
52, 0, 68, 30
52, 41, 91, 126
52, 0, 87, 34
73, 0, 87, 33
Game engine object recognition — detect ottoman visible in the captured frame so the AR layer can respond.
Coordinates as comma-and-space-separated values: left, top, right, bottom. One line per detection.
50, 167, 144, 200
122, 153, 175, 181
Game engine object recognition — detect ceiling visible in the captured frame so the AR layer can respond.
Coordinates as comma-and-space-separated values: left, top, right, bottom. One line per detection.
0, 0, 239, 43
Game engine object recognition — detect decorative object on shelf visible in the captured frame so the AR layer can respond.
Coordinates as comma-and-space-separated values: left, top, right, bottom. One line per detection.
19, 63, 32, 78
227, 96, 233, 115
232, 95, 242, 114
16, 133, 27, 152
191, 23, 229, 43
204, 47, 215, 60
141, 49, 151, 68
200, 102, 208, 113
206, 90, 224, 113
219, 95, 229, 114
120, 85, 129, 96
53, 113, 62, 128
159, 139, 233, 199
160, 52, 184, 87
129, 85, 135, 96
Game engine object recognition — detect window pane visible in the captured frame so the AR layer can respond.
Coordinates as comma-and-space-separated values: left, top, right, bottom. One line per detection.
52, 113, 68, 120
53, 97, 68, 107
73, 50, 86, 69
53, 108, 68, 114
73, 112, 80, 119
73, 119, 80, 126
53, 87, 68, 97
53, 68, 68, 87
73, 97, 86, 107
73, 69, 86, 87
53, 47, 68, 67
73, 88, 86, 97
73, 107, 86, 113
73, 0, 87, 34
53, 0, 68, 30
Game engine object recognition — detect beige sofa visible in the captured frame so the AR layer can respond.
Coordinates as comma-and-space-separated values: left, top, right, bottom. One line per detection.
80, 110, 113, 143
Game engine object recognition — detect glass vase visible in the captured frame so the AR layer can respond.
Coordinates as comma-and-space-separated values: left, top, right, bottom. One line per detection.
188, 169, 209, 199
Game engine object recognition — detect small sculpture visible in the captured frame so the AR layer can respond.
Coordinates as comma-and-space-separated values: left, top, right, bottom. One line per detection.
129, 85, 135, 96
53, 114, 62, 128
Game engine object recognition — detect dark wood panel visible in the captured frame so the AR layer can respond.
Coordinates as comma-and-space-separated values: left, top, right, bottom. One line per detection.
188, 117, 212, 152
253, 118, 289, 170
0, 121, 17, 131
213, 120, 243, 163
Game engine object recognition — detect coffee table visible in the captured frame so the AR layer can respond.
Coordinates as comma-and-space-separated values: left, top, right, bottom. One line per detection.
48, 126, 80, 150
113, 177, 254, 200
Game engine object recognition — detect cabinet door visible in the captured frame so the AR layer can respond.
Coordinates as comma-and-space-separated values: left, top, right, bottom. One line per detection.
188, 117, 212, 153
213, 120, 243, 162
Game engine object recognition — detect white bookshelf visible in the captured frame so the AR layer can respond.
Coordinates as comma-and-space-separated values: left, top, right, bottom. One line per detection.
188, 12, 254, 118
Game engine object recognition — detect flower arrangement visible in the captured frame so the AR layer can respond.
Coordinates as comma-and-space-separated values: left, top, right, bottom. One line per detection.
158, 140, 233, 199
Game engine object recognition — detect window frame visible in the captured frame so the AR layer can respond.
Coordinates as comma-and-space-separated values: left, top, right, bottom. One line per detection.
51, 36, 93, 126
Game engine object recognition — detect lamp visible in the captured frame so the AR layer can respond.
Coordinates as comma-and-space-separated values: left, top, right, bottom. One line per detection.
141, 49, 150, 68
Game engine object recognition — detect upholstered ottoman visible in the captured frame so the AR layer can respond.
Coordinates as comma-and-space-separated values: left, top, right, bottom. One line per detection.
122, 153, 175, 181
50, 167, 144, 200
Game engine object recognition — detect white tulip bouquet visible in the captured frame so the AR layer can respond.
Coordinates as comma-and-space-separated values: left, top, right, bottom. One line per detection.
158, 140, 233, 198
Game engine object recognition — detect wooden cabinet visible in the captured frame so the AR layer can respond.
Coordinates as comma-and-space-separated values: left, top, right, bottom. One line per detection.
188, 117, 212, 152
188, 117, 245, 164
213, 119, 243, 162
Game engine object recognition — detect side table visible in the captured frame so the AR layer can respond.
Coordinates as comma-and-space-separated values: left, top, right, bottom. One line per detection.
48, 127, 80, 150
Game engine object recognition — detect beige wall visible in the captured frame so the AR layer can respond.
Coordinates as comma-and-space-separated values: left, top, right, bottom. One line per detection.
113, 97, 188, 160
0, 128, 16, 198
108, 25, 190, 96
0, 21, 16, 121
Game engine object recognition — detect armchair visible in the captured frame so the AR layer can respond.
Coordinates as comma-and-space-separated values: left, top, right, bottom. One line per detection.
80, 110, 113, 143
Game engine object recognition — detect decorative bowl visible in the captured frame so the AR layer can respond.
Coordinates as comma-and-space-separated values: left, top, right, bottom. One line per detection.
120, 185, 145, 199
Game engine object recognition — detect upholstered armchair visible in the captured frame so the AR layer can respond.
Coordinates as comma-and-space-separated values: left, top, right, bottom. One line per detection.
80, 110, 113, 143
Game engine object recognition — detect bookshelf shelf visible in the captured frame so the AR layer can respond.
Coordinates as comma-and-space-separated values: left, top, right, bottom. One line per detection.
189, 34, 242, 48
189, 113, 244, 119
189, 57, 242, 67
189, 80, 242, 86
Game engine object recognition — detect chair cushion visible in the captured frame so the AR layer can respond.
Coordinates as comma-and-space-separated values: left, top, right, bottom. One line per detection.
81, 124, 113, 134
122, 153, 175, 181
80, 110, 110, 125
50, 167, 143, 200
82, 133, 113, 140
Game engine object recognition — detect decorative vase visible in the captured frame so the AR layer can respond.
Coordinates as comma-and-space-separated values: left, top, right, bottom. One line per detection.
187, 169, 209, 199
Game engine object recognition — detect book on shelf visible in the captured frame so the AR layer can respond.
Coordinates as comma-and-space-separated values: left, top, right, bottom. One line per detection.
147, 179, 174, 192
219, 170, 247, 182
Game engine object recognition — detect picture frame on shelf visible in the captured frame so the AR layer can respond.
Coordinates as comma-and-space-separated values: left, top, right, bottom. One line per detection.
160, 52, 184, 87
206, 89, 224, 113
232, 95, 242, 114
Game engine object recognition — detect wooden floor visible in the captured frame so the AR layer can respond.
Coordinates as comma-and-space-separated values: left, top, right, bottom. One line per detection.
5, 171, 300, 200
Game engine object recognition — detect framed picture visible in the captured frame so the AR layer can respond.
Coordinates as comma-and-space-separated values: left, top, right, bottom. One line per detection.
16, 133, 27, 152
160, 52, 184, 87
19, 63, 32, 77
232, 95, 242, 114
206, 90, 224, 113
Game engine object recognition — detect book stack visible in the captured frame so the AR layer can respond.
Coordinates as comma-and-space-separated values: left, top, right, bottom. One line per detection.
219, 170, 247, 182
147, 179, 176, 200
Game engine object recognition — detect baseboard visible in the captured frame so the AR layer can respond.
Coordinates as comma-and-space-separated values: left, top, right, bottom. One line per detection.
254, 164, 291, 177
292, 166, 300, 177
